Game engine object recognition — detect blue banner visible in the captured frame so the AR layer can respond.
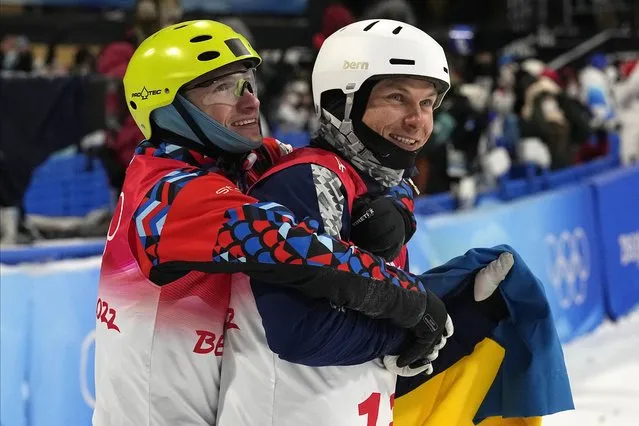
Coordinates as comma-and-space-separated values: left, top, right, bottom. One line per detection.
0, 268, 30, 426
408, 185, 606, 343
0, 260, 100, 426
591, 166, 639, 319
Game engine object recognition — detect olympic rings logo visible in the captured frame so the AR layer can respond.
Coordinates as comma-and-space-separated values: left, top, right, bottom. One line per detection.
106, 192, 124, 242
544, 227, 590, 309
79, 330, 96, 409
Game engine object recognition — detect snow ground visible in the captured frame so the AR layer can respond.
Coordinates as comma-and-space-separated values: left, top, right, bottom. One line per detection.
544, 308, 639, 426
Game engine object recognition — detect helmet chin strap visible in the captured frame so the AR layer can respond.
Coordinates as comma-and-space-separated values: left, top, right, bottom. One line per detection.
338, 93, 355, 135
317, 109, 405, 187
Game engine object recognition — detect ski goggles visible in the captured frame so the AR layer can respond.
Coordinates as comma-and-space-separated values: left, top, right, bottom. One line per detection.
184, 69, 258, 106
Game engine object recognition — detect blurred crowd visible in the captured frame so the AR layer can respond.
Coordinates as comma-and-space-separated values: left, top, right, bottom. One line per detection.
412, 52, 639, 204
1, 0, 184, 189
269, 2, 639, 205
0, 0, 638, 244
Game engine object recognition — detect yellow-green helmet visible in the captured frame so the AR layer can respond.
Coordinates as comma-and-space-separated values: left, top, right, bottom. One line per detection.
123, 20, 262, 139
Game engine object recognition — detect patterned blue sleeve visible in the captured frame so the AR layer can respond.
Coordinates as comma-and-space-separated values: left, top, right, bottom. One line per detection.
248, 164, 407, 366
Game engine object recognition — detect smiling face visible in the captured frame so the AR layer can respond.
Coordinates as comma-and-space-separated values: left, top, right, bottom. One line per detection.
183, 62, 262, 142
361, 77, 437, 152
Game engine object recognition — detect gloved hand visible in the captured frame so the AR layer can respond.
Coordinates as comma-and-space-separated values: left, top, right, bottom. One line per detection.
350, 179, 418, 261
393, 288, 453, 370
244, 138, 294, 185
350, 195, 411, 260
382, 331, 447, 376
473, 251, 514, 303
383, 251, 514, 377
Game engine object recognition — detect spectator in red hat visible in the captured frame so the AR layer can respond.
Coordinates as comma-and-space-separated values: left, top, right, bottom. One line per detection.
312, 3, 355, 50
85, 29, 144, 197
540, 68, 561, 86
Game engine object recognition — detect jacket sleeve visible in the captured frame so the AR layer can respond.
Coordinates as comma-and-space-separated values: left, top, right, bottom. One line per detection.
131, 166, 427, 328
247, 163, 407, 366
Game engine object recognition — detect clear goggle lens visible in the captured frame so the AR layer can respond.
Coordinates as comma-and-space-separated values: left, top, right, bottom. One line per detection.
186, 69, 258, 106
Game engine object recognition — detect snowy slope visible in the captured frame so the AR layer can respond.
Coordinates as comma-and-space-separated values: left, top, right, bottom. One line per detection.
544, 308, 639, 426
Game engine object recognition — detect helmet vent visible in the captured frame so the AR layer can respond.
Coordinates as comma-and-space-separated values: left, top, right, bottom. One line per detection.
392, 26, 403, 35
443, 67, 449, 74
389, 58, 415, 65
130, 101, 137, 110
198, 51, 221, 61
363, 21, 379, 31
173, 24, 188, 30
190, 35, 212, 43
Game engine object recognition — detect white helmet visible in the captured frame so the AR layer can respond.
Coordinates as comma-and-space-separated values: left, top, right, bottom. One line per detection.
312, 19, 451, 118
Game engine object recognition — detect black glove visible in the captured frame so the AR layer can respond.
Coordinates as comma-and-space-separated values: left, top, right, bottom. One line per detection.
350, 195, 412, 261
396, 288, 453, 368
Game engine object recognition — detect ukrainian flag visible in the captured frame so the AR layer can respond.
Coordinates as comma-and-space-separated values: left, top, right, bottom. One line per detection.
394, 246, 573, 425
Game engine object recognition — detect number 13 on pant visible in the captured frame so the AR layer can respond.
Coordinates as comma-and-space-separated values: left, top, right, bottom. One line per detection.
358, 392, 395, 426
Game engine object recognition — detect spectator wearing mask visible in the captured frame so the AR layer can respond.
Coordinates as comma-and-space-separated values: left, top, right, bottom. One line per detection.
0, 35, 33, 73
520, 61, 573, 169
615, 59, 639, 165
578, 53, 618, 161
